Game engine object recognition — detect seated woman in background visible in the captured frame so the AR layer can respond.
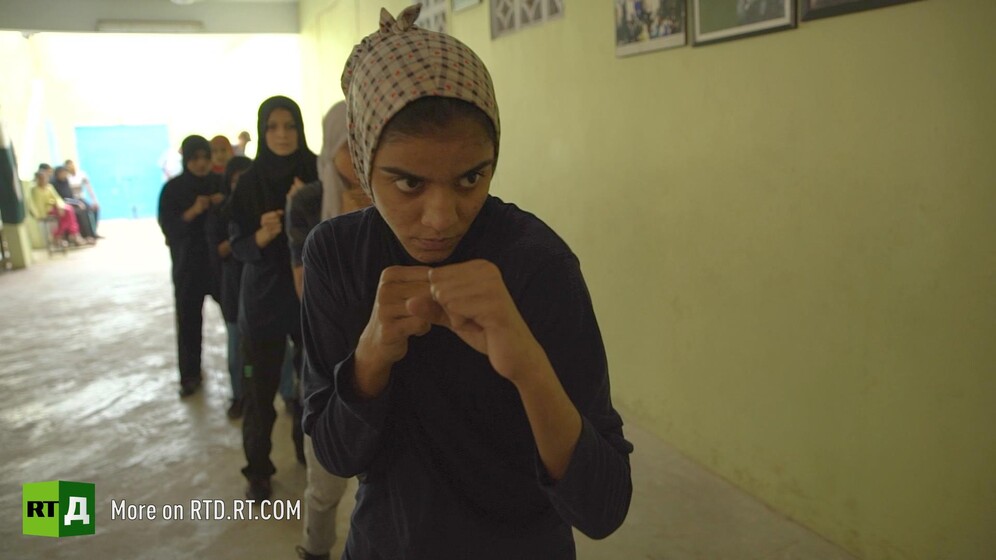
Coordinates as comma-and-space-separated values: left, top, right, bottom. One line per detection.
52, 165, 97, 243
29, 170, 87, 247
65, 159, 100, 237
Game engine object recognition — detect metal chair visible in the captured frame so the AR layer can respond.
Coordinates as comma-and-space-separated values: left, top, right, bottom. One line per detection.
39, 214, 69, 256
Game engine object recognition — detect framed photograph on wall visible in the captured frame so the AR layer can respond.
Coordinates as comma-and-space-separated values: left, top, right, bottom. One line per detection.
800, 0, 922, 22
453, 0, 482, 11
692, 0, 795, 46
417, 0, 448, 33
615, 0, 687, 57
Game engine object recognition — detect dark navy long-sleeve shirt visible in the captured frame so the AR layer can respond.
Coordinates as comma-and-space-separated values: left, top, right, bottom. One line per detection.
206, 196, 240, 323
301, 196, 633, 559
228, 165, 312, 340
158, 172, 219, 297
286, 180, 323, 268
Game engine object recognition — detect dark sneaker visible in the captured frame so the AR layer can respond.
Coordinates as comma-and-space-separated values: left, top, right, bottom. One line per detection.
226, 398, 243, 419
245, 477, 272, 501
295, 545, 330, 560
178, 378, 201, 398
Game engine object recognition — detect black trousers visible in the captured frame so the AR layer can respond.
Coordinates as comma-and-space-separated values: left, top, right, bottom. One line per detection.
88, 204, 99, 232
64, 198, 96, 238
173, 285, 208, 384
241, 330, 302, 479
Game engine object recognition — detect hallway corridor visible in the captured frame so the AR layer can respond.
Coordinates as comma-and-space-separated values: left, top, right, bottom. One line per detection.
1, 218, 856, 559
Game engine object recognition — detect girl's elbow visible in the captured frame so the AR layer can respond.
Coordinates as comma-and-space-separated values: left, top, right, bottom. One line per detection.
579, 478, 633, 539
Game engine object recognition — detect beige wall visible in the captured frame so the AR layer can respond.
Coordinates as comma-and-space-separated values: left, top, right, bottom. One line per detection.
0, 31, 304, 175
299, 1, 995, 559
299, 0, 359, 141
0, 32, 39, 170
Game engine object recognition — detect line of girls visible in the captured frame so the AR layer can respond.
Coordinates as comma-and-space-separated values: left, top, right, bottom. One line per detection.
157, 97, 369, 560
157, 132, 302, 446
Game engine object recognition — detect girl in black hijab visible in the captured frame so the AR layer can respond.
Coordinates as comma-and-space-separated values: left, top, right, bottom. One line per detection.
207, 155, 252, 419
228, 95, 317, 500
158, 135, 222, 397
52, 165, 96, 241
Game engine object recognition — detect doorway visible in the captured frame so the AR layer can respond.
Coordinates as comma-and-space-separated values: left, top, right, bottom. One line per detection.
74, 125, 170, 220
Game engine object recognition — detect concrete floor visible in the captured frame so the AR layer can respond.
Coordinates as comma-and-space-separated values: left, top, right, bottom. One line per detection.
1, 219, 858, 560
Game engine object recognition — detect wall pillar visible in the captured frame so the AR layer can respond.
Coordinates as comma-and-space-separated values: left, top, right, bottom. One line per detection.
2, 222, 34, 269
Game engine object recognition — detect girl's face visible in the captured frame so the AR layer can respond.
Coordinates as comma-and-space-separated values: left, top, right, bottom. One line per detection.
211, 142, 232, 167
334, 143, 370, 214
55, 170, 68, 182
369, 116, 494, 264
265, 108, 299, 157
334, 143, 360, 190
186, 150, 212, 177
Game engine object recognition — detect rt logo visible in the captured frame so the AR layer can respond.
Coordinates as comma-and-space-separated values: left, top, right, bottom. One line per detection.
22, 481, 95, 537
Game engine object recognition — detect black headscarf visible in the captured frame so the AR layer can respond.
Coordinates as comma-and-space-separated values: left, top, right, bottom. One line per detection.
172, 135, 217, 203
218, 155, 252, 223
222, 155, 252, 197
252, 95, 317, 211
181, 135, 211, 172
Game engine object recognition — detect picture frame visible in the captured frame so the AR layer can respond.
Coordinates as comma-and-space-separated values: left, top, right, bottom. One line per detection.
691, 0, 795, 46
615, 0, 688, 58
799, 0, 922, 22
453, 0, 483, 12
417, 0, 448, 33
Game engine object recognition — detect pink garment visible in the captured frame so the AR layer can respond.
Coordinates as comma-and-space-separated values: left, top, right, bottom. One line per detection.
49, 207, 80, 237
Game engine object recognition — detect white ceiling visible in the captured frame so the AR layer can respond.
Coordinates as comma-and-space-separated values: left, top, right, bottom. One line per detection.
0, 0, 301, 34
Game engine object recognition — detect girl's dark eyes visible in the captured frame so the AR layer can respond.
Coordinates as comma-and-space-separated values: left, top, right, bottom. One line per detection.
459, 172, 482, 189
393, 177, 422, 192
390, 169, 488, 193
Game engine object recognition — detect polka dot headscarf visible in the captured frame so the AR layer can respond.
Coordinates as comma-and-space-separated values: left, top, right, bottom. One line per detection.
341, 4, 500, 195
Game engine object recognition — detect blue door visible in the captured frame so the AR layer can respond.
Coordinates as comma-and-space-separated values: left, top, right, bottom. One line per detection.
74, 125, 170, 219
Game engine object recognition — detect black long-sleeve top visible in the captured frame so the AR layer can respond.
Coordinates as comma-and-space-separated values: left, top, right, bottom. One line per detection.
227, 161, 316, 339
157, 171, 219, 296
52, 177, 74, 201
286, 180, 322, 268
206, 195, 239, 323
301, 196, 633, 560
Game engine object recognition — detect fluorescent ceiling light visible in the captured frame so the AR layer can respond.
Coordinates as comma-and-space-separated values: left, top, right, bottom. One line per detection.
96, 19, 205, 33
